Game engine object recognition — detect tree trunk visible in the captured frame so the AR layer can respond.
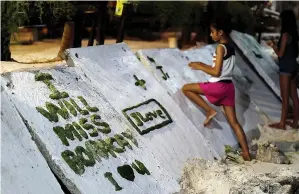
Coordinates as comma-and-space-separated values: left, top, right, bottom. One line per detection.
96, 1, 108, 45
58, 22, 74, 59
73, 10, 84, 48
1, 28, 11, 61
88, 13, 97, 46
1, 2, 11, 61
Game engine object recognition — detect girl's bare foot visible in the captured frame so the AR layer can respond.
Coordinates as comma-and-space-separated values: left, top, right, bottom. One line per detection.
269, 122, 286, 130
240, 152, 251, 161
203, 109, 217, 127
286, 121, 299, 129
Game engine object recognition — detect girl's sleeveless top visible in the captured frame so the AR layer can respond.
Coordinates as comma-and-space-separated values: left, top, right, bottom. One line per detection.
208, 43, 235, 83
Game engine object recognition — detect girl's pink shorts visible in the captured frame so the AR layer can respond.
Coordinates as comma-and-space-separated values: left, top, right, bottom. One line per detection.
199, 82, 235, 107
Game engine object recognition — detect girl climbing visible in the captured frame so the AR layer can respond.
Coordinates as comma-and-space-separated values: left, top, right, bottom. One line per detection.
267, 9, 299, 130
182, 15, 251, 161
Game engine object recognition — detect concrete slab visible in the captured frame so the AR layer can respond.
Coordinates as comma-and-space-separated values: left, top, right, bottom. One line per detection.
1, 87, 64, 194
66, 43, 218, 190
1, 63, 216, 194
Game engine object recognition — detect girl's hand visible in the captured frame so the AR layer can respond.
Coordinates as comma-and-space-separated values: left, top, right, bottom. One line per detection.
266, 40, 275, 48
188, 62, 200, 70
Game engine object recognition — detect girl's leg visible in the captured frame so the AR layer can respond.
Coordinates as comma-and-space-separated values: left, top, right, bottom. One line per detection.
270, 74, 291, 129
182, 83, 217, 126
289, 75, 299, 128
223, 105, 251, 161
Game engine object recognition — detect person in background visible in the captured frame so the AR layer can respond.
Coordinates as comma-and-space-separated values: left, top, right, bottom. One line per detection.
267, 9, 299, 129
182, 15, 251, 161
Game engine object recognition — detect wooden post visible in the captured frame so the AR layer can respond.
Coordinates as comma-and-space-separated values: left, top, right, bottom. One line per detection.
96, 1, 108, 45
116, 3, 130, 43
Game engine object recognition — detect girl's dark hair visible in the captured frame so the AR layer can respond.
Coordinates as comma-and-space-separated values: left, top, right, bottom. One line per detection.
210, 14, 233, 36
279, 9, 298, 58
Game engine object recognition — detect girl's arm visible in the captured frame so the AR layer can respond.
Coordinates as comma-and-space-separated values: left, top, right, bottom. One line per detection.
270, 33, 288, 58
189, 45, 224, 77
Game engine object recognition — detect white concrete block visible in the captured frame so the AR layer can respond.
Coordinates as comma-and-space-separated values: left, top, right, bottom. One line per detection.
1, 64, 216, 194
2, 68, 185, 193
66, 43, 219, 191
1, 87, 64, 194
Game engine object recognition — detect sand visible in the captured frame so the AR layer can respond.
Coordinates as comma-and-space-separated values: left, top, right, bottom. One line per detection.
179, 158, 299, 194
178, 124, 299, 194
1, 38, 169, 74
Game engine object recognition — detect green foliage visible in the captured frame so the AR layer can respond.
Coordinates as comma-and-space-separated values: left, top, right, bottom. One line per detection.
1, 1, 75, 35
79, 118, 98, 137
121, 129, 138, 147
224, 145, 234, 154
135, 1, 255, 34
133, 75, 147, 90
227, 1, 255, 34
75, 146, 96, 167
53, 124, 83, 146
61, 150, 85, 175
34, 1, 75, 22
1, 2, 29, 34
72, 122, 88, 139
90, 114, 111, 134
41, 79, 69, 100
117, 165, 135, 181
99, 139, 117, 158
90, 114, 101, 125
53, 126, 71, 146
115, 134, 132, 150
62, 99, 77, 116
65, 124, 82, 142
137, 1, 205, 29
78, 96, 99, 112
47, 101, 69, 119
104, 172, 123, 191
131, 160, 150, 175
1, 1, 29, 59
70, 98, 89, 115
35, 72, 53, 81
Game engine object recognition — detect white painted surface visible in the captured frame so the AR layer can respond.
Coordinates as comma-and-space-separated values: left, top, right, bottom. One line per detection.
67, 43, 219, 191
136, 46, 262, 154
184, 44, 282, 122
232, 51, 282, 121
1, 60, 217, 194
1, 87, 63, 194
230, 30, 299, 98
1, 68, 182, 194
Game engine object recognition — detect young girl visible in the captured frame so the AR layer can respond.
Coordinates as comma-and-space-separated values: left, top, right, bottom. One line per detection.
267, 10, 299, 130
182, 16, 251, 161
